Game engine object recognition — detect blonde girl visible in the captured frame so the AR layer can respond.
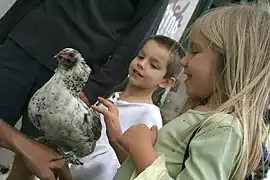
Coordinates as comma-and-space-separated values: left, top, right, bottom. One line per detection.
93, 2, 270, 180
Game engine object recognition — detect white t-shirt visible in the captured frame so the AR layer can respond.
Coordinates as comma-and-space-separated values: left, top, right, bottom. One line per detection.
70, 92, 163, 180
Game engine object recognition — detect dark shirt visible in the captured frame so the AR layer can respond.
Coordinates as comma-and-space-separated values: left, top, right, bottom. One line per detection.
0, 0, 168, 103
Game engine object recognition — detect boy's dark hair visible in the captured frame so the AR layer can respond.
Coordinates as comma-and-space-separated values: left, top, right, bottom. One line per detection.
142, 35, 186, 78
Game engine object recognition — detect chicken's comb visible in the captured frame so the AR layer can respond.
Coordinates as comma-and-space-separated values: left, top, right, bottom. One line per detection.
54, 49, 68, 58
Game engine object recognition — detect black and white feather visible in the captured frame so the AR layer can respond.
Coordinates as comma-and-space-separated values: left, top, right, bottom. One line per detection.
28, 48, 102, 165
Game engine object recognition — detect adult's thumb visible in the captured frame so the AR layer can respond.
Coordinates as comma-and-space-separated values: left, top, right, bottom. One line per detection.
40, 170, 56, 180
57, 165, 72, 180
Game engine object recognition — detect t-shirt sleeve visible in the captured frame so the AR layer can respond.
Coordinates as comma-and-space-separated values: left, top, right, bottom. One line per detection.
133, 126, 242, 180
135, 106, 163, 129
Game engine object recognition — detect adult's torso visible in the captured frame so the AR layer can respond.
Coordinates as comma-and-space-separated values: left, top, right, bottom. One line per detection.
9, 0, 139, 71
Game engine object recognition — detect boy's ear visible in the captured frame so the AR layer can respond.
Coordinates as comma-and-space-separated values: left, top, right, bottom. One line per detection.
158, 77, 176, 89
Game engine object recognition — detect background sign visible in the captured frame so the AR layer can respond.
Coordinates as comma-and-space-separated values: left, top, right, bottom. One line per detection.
156, 0, 200, 123
157, 0, 200, 40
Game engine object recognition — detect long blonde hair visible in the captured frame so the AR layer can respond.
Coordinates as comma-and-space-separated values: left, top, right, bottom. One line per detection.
182, 2, 270, 179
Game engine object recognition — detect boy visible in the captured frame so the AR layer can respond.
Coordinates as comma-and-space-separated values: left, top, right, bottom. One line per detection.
71, 35, 185, 180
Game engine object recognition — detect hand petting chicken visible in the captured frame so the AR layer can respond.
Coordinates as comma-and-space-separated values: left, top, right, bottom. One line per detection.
28, 48, 102, 165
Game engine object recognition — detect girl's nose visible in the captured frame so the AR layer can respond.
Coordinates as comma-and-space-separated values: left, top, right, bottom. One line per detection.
180, 54, 189, 68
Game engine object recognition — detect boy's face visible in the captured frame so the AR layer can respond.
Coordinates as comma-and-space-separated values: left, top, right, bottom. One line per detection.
128, 40, 174, 89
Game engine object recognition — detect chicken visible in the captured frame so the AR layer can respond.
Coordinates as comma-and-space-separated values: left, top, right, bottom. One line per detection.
28, 48, 102, 165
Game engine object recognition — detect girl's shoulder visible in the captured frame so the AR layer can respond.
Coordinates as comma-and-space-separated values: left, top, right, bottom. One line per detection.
186, 108, 239, 126
178, 109, 242, 138
193, 110, 242, 138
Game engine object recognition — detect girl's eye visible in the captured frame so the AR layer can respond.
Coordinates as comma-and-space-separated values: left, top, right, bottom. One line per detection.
191, 49, 199, 54
188, 47, 198, 54
188, 43, 200, 54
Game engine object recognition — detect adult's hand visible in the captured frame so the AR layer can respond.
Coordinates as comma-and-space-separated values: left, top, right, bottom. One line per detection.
0, 119, 71, 180
21, 139, 71, 180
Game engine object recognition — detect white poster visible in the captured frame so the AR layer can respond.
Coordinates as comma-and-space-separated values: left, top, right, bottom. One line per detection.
156, 0, 200, 40
0, 0, 16, 18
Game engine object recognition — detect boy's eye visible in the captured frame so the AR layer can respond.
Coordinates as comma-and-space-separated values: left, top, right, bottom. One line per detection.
151, 64, 159, 69
137, 55, 144, 59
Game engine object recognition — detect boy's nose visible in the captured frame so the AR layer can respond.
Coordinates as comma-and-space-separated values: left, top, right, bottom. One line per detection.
137, 60, 145, 69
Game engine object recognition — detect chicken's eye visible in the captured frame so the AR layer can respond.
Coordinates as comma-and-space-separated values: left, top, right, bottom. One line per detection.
69, 53, 74, 58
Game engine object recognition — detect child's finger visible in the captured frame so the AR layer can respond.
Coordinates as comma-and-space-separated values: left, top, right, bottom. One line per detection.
91, 105, 111, 117
91, 105, 115, 125
79, 92, 90, 105
150, 125, 158, 144
150, 125, 158, 133
97, 97, 118, 115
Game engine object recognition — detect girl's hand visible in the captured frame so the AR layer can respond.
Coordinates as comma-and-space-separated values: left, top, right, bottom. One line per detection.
117, 124, 158, 173
117, 124, 157, 154
91, 97, 122, 143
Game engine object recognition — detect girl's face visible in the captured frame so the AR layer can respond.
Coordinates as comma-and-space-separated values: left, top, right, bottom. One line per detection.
180, 27, 220, 99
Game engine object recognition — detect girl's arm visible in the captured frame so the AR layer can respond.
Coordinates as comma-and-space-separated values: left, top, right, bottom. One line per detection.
129, 143, 158, 174
129, 126, 242, 180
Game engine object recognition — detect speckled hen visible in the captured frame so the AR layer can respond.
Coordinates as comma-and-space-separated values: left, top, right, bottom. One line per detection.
28, 48, 102, 165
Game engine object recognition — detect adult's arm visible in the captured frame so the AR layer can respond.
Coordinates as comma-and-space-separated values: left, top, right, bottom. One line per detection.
0, 118, 24, 151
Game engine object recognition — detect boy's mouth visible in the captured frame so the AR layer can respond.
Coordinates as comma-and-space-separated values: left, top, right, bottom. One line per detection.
133, 69, 143, 77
